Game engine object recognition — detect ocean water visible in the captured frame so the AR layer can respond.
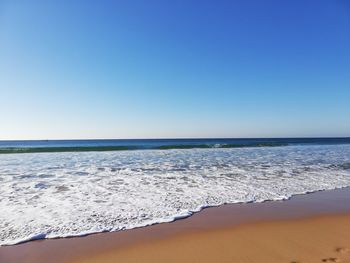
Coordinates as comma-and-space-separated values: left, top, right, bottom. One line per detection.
0, 138, 350, 245
0, 137, 349, 153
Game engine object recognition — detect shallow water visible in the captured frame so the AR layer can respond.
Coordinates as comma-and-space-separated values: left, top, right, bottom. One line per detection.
1, 144, 350, 245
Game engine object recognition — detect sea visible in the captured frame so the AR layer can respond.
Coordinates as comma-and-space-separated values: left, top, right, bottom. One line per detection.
1, 138, 350, 245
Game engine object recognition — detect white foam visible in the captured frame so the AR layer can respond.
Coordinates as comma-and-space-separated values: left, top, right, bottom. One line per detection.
1, 144, 350, 246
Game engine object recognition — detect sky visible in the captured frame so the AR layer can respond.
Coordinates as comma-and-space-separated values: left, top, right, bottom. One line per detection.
0, 0, 349, 140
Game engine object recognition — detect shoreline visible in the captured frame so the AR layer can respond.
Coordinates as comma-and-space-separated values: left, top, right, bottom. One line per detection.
1, 187, 350, 263
73, 214, 350, 263
3, 186, 349, 247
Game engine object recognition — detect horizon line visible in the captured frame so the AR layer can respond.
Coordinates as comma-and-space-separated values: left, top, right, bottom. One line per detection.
1, 136, 350, 142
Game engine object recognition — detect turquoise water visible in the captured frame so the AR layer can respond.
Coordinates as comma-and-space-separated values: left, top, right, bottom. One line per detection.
0, 137, 349, 153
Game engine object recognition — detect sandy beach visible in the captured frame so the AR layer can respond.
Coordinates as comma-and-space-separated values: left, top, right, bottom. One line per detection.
2, 0, 349, 262
73, 215, 350, 263
1, 187, 350, 263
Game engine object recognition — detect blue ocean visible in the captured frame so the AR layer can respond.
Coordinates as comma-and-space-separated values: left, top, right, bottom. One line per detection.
1, 138, 350, 245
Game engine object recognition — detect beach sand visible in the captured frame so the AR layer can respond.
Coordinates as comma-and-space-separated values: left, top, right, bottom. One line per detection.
73, 214, 350, 263
1, 188, 350, 263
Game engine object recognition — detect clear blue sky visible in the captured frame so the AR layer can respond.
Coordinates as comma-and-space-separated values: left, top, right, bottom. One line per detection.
0, 0, 349, 139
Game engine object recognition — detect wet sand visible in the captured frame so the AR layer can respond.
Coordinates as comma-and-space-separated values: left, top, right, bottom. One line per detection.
72, 214, 350, 263
1, 187, 350, 263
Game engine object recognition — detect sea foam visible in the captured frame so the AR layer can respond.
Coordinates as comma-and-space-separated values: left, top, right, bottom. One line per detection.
1, 144, 350, 245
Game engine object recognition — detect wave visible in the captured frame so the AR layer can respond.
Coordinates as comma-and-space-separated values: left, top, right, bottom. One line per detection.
0, 142, 288, 154
1, 144, 350, 246
3, 186, 349, 246
0, 146, 136, 154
